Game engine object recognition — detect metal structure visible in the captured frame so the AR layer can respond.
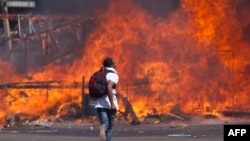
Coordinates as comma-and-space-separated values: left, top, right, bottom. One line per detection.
0, 12, 96, 73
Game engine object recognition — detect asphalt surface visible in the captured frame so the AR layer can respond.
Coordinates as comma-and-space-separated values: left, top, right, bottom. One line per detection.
1, 118, 247, 141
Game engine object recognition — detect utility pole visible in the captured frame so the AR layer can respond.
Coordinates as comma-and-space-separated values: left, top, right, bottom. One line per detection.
1, 0, 12, 60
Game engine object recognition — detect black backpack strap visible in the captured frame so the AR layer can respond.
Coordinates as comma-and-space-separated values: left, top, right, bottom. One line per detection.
99, 67, 104, 71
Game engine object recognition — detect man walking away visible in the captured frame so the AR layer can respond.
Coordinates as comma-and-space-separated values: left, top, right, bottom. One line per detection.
95, 57, 119, 141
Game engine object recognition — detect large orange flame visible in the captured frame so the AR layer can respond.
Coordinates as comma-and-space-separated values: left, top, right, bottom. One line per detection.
0, 0, 250, 123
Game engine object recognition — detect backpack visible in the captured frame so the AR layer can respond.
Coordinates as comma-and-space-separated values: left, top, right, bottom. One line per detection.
88, 67, 114, 98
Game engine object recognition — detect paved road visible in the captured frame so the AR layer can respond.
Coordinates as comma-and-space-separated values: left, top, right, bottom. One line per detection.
0, 134, 222, 141
0, 120, 226, 141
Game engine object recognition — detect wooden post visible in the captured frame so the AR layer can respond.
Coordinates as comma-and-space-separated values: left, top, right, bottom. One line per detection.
82, 76, 86, 119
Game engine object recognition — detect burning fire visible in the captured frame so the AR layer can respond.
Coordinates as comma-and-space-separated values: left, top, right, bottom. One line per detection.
0, 0, 250, 124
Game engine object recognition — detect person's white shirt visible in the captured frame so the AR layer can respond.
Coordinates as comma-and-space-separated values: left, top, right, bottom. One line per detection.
95, 67, 119, 110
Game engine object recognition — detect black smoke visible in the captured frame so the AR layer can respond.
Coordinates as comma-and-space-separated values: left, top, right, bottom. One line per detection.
9, 0, 180, 16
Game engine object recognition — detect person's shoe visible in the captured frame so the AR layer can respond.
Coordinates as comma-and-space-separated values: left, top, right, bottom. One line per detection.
99, 125, 106, 141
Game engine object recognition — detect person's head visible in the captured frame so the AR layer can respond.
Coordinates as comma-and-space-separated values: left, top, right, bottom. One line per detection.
103, 57, 116, 68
